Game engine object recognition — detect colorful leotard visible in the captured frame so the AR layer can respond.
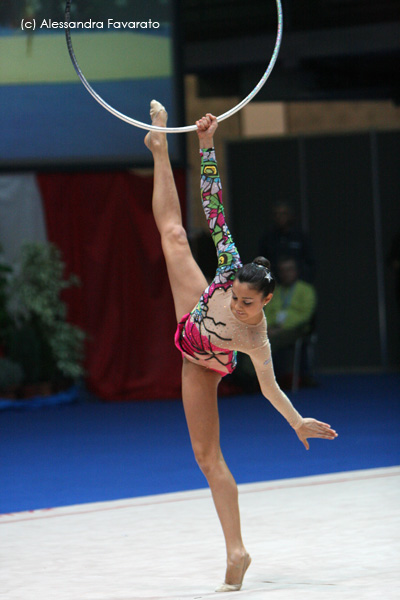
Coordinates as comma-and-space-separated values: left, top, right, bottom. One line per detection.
174, 148, 303, 430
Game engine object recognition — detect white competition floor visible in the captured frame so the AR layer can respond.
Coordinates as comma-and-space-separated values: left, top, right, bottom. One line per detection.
1, 466, 399, 600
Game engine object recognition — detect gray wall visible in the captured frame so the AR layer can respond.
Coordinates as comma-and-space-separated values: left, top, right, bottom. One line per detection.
226, 130, 400, 369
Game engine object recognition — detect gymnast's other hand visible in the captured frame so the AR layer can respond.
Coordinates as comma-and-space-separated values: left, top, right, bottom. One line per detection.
295, 418, 338, 450
196, 113, 218, 147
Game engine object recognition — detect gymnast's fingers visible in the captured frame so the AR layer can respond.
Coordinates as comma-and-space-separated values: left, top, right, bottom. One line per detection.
312, 427, 338, 439
314, 431, 337, 439
200, 115, 211, 128
196, 117, 208, 131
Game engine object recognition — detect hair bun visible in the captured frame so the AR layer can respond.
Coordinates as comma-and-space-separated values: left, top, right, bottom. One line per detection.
252, 256, 271, 270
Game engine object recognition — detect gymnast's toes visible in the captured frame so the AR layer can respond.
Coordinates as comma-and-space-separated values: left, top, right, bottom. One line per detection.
145, 101, 168, 150
150, 99, 168, 126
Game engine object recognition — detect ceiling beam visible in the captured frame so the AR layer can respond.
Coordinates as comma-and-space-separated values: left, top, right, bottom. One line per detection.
184, 22, 400, 72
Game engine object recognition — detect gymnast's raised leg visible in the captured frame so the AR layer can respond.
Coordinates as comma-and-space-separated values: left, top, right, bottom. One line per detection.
144, 101, 207, 321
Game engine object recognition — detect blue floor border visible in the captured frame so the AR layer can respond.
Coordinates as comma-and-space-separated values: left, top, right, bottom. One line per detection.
1, 373, 399, 514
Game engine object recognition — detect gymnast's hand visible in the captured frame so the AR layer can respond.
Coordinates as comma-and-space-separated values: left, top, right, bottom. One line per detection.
196, 113, 218, 147
295, 418, 338, 450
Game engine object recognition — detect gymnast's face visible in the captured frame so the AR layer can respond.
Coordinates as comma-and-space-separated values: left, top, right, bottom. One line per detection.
231, 280, 273, 325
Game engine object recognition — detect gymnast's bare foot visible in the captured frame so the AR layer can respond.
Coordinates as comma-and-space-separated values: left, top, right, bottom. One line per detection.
144, 100, 168, 151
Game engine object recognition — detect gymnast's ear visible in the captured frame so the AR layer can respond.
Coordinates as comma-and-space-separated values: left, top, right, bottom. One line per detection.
263, 292, 273, 306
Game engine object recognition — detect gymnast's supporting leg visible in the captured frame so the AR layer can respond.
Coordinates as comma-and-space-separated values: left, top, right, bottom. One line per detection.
182, 359, 251, 590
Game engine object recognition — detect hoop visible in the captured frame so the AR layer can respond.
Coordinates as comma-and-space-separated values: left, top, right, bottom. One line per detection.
65, 1, 283, 133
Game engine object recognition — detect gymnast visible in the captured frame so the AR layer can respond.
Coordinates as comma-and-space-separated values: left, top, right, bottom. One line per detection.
145, 101, 338, 592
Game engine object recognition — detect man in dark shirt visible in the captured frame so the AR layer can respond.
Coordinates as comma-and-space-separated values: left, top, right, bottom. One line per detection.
259, 202, 315, 283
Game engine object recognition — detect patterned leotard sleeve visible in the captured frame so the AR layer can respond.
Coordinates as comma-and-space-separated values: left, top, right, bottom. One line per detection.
200, 148, 242, 289
176, 148, 241, 375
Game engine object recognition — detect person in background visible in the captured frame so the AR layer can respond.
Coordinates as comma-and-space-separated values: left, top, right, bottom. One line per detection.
265, 256, 317, 386
265, 256, 316, 349
259, 201, 315, 283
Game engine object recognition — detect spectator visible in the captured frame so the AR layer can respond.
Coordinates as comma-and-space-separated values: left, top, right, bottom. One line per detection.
259, 202, 315, 283
265, 256, 317, 350
264, 256, 317, 387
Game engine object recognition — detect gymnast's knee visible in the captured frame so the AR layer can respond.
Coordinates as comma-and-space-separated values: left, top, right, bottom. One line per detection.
192, 446, 222, 477
162, 224, 188, 249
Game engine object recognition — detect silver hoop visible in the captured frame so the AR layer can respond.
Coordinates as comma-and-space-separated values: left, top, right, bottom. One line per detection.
65, 1, 283, 133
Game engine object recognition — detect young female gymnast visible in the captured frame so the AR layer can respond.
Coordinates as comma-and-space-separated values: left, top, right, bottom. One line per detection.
145, 101, 338, 592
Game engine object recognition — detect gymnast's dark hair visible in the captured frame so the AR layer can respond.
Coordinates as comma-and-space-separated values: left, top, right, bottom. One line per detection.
235, 256, 275, 296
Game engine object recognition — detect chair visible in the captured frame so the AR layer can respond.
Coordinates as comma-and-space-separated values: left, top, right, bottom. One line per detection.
291, 315, 318, 393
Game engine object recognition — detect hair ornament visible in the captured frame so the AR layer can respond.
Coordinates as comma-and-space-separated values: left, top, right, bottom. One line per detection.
264, 271, 273, 282
252, 262, 273, 282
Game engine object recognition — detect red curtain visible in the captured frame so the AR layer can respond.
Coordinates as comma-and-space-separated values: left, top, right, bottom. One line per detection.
37, 169, 185, 400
